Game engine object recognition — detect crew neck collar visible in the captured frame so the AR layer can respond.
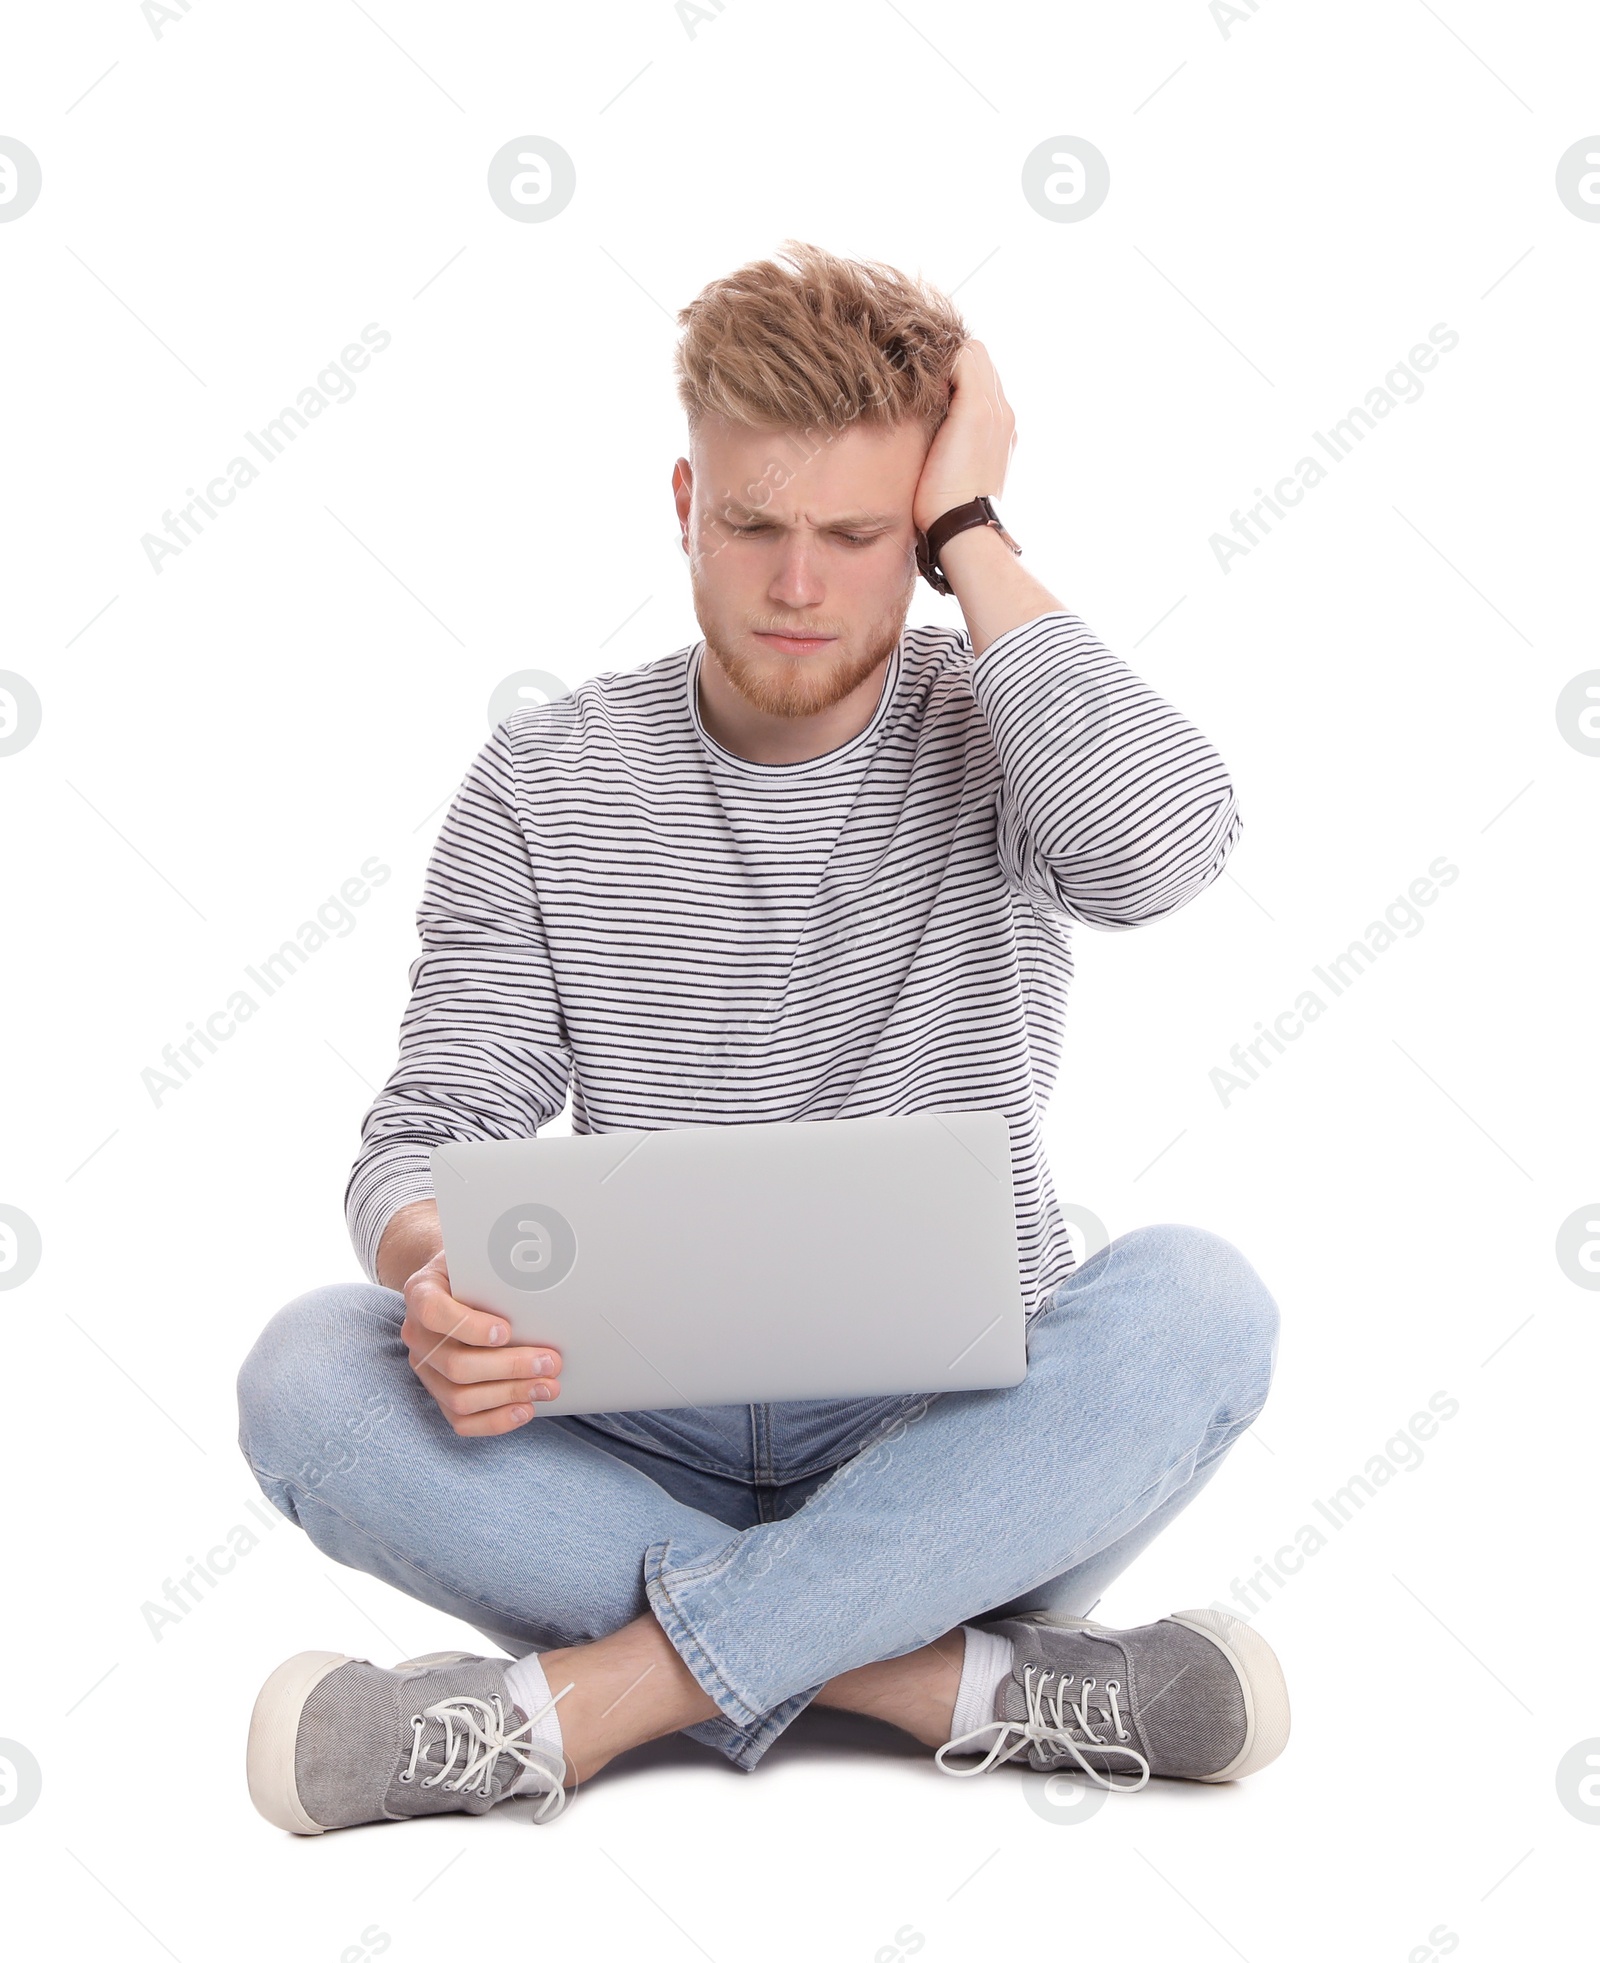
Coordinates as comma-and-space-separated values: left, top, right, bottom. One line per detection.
685, 636, 903, 778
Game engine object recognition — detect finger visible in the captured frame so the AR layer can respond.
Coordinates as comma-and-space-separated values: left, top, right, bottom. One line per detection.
407, 1271, 516, 1355
961, 344, 1005, 417
448, 1398, 543, 1438
959, 339, 995, 388
412, 1335, 560, 1387
400, 1312, 562, 1386
416, 1359, 558, 1419
415, 1358, 512, 1417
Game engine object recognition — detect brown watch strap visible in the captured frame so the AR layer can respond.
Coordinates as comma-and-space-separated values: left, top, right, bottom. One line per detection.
915, 496, 1021, 595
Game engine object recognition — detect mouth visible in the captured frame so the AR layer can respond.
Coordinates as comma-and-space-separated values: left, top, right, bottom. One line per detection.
753, 629, 838, 655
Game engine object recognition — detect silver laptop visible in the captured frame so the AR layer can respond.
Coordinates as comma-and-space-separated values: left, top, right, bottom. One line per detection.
428, 1110, 1026, 1418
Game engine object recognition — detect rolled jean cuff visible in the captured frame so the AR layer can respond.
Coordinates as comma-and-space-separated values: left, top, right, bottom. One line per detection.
643, 1536, 823, 1772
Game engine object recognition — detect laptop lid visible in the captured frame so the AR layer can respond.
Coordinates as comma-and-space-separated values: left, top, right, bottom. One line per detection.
428, 1110, 1026, 1418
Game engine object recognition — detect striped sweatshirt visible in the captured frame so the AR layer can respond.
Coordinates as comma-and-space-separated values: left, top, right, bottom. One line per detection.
344, 609, 1241, 1318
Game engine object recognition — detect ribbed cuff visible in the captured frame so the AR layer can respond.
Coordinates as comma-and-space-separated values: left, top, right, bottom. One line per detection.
345, 1148, 437, 1285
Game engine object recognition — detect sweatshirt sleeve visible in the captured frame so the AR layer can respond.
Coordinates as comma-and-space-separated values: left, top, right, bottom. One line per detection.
967, 609, 1242, 929
343, 720, 574, 1283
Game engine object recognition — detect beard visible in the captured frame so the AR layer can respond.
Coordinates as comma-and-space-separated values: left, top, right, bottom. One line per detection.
690, 567, 911, 722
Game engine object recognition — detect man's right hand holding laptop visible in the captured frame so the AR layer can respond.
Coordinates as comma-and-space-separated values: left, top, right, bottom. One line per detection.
379, 1197, 563, 1434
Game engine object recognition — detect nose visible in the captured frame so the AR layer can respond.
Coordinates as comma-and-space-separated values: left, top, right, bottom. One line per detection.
767, 533, 827, 612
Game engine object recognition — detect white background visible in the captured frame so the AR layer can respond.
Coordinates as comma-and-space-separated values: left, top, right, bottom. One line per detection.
3, 1, 1597, 1957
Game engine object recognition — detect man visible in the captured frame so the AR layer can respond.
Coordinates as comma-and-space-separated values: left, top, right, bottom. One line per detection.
237, 241, 1286, 1834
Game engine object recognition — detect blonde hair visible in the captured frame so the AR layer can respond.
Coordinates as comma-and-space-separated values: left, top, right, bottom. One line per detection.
674, 240, 967, 440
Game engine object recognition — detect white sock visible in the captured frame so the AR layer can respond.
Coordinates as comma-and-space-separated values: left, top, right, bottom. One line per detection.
503, 1652, 569, 1795
947, 1625, 1016, 1749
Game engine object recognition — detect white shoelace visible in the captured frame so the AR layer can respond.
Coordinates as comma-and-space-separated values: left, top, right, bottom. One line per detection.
934, 1664, 1151, 1791
399, 1685, 573, 1823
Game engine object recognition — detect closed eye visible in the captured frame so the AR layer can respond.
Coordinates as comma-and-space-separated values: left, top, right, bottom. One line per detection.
725, 523, 885, 547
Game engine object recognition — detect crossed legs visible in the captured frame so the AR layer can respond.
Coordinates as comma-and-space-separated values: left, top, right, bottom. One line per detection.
237, 1223, 1279, 1784
530, 1612, 966, 1788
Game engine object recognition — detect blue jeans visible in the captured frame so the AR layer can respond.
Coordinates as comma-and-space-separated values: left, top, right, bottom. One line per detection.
235, 1223, 1278, 1771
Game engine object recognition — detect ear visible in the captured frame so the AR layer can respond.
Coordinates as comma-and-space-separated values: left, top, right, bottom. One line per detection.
672, 457, 695, 548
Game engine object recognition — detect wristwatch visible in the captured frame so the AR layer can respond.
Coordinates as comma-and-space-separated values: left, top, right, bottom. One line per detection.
915, 495, 1022, 596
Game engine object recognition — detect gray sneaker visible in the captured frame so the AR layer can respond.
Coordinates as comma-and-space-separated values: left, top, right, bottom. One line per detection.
247, 1647, 571, 1834
934, 1608, 1289, 1791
